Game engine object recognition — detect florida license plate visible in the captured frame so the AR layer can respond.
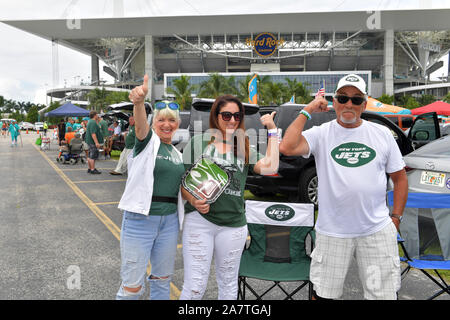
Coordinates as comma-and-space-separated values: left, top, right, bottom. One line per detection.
420, 171, 446, 187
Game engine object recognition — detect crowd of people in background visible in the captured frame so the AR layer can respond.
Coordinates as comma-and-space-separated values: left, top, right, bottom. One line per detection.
54, 114, 130, 174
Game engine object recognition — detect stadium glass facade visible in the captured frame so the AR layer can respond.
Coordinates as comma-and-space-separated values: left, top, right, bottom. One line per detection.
165, 71, 371, 97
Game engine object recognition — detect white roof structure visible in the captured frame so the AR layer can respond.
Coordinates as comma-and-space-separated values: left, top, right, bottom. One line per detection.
1, 1, 450, 101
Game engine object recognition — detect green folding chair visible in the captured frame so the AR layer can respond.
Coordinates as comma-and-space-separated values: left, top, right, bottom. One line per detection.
238, 200, 315, 300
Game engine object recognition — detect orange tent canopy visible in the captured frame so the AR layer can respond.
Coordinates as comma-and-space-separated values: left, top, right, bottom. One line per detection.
365, 97, 412, 115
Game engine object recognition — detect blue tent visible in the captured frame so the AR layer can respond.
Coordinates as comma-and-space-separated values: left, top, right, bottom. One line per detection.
44, 102, 90, 117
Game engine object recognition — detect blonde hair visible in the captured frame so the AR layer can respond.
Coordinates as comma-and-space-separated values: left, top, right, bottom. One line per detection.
152, 104, 181, 129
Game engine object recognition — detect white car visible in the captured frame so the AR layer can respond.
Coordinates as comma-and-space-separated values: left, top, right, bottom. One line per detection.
19, 121, 35, 130
34, 122, 44, 131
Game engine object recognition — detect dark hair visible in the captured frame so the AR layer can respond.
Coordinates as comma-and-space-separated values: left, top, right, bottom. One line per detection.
89, 110, 97, 119
209, 95, 249, 164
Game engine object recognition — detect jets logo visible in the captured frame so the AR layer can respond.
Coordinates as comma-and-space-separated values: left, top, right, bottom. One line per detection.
331, 142, 376, 167
345, 75, 360, 82
265, 204, 295, 221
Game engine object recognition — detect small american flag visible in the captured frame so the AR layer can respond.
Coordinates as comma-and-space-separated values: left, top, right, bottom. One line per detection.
315, 81, 325, 98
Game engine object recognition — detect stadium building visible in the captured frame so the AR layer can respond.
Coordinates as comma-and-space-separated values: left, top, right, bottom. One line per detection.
2, 2, 450, 105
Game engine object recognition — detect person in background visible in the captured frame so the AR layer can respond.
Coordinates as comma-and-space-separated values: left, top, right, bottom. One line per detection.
8, 120, 19, 147
85, 110, 103, 174
98, 115, 111, 158
57, 119, 66, 146
43, 121, 48, 136
110, 116, 135, 176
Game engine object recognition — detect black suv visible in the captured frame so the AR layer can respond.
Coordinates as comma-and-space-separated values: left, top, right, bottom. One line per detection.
245, 103, 440, 206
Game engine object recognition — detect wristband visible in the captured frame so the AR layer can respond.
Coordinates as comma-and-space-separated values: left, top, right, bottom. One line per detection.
268, 132, 278, 138
299, 109, 312, 120
268, 128, 278, 134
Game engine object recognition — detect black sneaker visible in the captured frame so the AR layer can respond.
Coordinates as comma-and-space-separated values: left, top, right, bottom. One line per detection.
87, 169, 91, 173
91, 169, 102, 174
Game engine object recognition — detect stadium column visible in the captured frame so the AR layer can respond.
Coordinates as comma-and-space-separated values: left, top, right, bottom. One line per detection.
91, 54, 99, 85
145, 35, 155, 103
384, 29, 394, 96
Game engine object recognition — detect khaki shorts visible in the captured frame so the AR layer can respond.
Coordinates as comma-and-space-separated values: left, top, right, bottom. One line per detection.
310, 222, 401, 300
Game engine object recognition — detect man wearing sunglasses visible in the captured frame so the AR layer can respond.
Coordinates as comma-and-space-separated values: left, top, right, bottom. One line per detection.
280, 74, 408, 300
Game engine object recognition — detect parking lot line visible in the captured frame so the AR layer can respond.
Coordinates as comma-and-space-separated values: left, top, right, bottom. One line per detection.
32, 143, 181, 299
94, 201, 120, 206
73, 179, 127, 184
61, 168, 116, 171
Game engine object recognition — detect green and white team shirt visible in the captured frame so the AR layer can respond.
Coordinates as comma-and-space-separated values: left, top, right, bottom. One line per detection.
183, 135, 263, 227
303, 120, 405, 238
134, 130, 185, 216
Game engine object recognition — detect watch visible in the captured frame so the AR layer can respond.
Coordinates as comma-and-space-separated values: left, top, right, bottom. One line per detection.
390, 214, 403, 222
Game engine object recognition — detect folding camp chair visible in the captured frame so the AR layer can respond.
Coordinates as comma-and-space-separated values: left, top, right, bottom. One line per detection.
389, 192, 450, 300
238, 200, 315, 300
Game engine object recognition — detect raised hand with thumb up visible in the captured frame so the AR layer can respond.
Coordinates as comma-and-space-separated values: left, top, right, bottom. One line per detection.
129, 74, 149, 106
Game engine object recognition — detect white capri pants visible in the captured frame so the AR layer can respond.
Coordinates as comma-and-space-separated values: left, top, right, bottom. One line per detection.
180, 211, 248, 300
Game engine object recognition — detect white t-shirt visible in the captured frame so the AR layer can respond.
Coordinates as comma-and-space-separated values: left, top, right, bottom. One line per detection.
303, 120, 405, 238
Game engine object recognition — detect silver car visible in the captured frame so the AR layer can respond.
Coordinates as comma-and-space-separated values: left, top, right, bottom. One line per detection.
401, 134, 450, 195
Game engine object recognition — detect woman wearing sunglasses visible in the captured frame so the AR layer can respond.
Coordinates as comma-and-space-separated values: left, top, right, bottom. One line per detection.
180, 94, 279, 300
116, 75, 185, 300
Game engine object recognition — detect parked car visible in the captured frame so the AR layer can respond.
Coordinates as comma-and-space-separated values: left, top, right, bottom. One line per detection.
34, 122, 44, 131
245, 103, 439, 205
390, 134, 450, 195
19, 121, 35, 130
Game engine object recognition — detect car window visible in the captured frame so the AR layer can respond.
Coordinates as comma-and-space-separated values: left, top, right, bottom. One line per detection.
365, 118, 399, 140
179, 112, 190, 129
410, 114, 438, 141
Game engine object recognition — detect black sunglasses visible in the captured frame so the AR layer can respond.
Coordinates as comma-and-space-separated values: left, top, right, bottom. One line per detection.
334, 95, 366, 105
219, 112, 242, 121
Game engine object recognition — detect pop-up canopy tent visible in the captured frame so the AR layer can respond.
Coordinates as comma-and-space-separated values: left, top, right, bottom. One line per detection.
411, 101, 450, 116
44, 102, 90, 117
365, 97, 412, 115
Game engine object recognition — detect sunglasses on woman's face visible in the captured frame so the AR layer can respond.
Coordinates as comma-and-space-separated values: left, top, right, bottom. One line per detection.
154, 101, 180, 110
334, 95, 366, 105
219, 112, 242, 121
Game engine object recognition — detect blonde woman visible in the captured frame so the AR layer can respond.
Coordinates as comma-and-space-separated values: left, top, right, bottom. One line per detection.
116, 75, 185, 300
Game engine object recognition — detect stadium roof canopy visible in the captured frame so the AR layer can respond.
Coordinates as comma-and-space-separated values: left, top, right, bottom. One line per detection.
2, 1, 450, 40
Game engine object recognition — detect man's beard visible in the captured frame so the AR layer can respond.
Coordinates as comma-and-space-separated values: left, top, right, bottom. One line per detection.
340, 111, 357, 124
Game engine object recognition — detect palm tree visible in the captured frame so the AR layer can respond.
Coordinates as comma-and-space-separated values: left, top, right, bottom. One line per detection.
261, 82, 285, 105
87, 88, 108, 111
284, 78, 312, 104
197, 73, 237, 98
166, 75, 196, 110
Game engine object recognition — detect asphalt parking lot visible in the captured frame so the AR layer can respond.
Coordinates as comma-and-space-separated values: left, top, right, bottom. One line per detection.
0, 131, 448, 300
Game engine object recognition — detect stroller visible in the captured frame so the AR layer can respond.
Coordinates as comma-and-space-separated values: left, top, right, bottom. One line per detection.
56, 134, 86, 165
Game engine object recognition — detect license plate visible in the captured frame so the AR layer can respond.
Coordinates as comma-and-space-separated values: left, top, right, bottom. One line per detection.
420, 171, 446, 187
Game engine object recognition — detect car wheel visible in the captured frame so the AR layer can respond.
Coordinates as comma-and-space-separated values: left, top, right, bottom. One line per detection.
297, 166, 318, 207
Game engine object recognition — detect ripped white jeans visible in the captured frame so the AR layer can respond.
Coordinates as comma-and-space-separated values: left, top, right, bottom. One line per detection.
180, 211, 248, 300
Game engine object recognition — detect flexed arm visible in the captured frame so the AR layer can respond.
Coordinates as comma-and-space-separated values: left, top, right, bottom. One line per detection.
279, 97, 329, 156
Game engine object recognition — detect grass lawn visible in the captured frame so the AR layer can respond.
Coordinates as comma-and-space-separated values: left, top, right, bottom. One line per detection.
110, 150, 121, 160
